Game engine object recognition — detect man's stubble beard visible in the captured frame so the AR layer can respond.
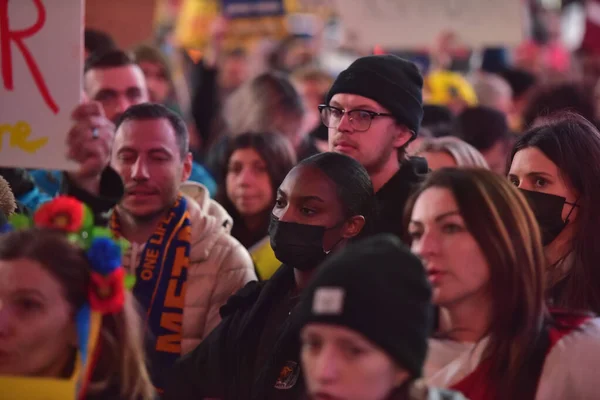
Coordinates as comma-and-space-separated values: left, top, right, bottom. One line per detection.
363, 139, 398, 176
118, 201, 172, 227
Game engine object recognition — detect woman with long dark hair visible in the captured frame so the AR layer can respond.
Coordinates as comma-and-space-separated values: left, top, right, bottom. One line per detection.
508, 112, 600, 313
405, 168, 600, 400
215, 132, 297, 280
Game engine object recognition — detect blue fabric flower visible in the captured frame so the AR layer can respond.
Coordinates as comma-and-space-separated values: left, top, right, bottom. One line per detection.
0, 223, 13, 234
86, 237, 122, 275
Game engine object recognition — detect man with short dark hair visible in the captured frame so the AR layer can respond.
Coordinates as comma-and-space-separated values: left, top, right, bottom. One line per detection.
0, 50, 142, 218
83, 49, 149, 123
321, 54, 427, 238
71, 103, 256, 391
30, 50, 216, 206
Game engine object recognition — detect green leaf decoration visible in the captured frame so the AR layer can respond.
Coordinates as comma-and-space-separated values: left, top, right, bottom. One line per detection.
81, 204, 95, 230
124, 274, 136, 290
118, 237, 131, 254
9, 214, 32, 230
91, 226, 112, 240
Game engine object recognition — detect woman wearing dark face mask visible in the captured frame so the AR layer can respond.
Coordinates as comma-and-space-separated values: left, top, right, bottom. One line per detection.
164, 152, 375, 400
507, 112, 600, 314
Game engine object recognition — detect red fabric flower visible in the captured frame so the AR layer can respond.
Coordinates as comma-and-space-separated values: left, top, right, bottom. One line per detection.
34, 196, 84, 232
89, 268, 125, 314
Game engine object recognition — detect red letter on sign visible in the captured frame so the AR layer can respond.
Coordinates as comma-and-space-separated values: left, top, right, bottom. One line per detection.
0, 0, 59, 114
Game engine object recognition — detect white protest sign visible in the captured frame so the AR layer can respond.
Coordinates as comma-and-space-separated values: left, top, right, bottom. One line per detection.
333, 0, 524, 50
0, 0, 82, 170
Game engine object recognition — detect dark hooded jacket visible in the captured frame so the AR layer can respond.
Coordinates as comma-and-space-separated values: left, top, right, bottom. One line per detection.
373, 157, 428, 238
163, 264, 305, 400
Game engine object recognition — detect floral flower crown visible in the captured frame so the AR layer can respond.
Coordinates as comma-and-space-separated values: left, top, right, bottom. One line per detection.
0, 196, 135, 399
3, 195, 136, 305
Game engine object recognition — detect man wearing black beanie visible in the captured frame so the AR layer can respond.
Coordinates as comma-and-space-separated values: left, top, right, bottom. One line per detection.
322, 54, 427, 239
295, 234, 465, 400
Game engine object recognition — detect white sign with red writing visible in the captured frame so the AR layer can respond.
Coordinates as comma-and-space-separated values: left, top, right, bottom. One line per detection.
333, 0, 525, 50
0, 0, 82, 170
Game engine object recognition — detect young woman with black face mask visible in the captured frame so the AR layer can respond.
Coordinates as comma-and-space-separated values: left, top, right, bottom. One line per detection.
508, 112, 600, 314
164, 152, 375, 400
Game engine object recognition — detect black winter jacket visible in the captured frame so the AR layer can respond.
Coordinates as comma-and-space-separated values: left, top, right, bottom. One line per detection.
373, 157, 428, 239
164, 264, 305, 400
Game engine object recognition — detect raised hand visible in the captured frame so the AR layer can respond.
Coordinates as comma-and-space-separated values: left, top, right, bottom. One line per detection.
66, 102, 115, 193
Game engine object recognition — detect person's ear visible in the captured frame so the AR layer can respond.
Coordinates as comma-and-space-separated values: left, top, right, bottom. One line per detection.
393, 368, 410, 388
341, 215, 366, 239
392, 125, 413, 150
181, 152, 193, 182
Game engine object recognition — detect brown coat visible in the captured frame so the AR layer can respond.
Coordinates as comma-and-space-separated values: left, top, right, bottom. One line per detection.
121, 182, 257, 354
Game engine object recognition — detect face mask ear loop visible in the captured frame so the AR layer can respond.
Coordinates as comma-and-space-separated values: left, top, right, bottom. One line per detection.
324, 236, 345, 255
323, 219, 348, 254
564, 198, 579, 225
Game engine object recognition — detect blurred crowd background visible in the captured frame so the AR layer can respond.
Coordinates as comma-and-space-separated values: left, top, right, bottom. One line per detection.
83, 0, 600, 170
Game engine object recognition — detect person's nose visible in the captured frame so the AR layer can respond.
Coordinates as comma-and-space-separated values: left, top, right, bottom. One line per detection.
115, 94, 132, 116
412, 228, 441, 261
237, 167, 256, 188
313, 345, 340, 384
336, 111, 353, 133
278, 204, 295, 222
131, 157, 150, 181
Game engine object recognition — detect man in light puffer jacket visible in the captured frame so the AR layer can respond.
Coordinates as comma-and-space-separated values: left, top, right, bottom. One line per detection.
64, 101, 256, 392
121, 180, 256, 353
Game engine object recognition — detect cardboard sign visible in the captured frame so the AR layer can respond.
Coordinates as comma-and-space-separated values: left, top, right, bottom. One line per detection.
0, 0, 82, 170
333, 0, 525, 50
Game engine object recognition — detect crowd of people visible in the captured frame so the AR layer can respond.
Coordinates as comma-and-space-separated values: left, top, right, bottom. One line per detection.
2, 5, 600, 400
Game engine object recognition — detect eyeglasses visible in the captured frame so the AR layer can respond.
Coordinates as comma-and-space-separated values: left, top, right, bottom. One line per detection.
318, 105, 394, 132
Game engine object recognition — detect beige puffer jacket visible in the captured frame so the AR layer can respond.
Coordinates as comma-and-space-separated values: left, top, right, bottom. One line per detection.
121, 182, 257, 354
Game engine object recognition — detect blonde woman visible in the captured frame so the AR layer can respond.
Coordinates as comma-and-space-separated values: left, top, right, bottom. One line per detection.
415, 137, 489, 170
207, 71, 313, 175
223, 72, 306, 152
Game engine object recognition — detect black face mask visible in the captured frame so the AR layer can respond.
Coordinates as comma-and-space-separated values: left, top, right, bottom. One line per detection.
519, 189, 578, 246
268, 214, 343, 271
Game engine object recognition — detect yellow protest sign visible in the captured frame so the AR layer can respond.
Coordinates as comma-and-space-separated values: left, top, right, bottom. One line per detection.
0, 121, 48, 153
0, 375, 78, 400
175, 0, 328, 51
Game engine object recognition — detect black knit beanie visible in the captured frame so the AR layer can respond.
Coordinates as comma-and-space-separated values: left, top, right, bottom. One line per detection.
326, 55, 424, 135
294, 234, 433, 378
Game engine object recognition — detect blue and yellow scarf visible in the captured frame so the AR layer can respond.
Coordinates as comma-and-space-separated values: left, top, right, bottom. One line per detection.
110, 194, 191, 391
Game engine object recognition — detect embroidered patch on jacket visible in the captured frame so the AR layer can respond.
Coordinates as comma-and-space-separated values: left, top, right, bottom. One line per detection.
274, 361, 300, 390
313, 287, 345, 315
